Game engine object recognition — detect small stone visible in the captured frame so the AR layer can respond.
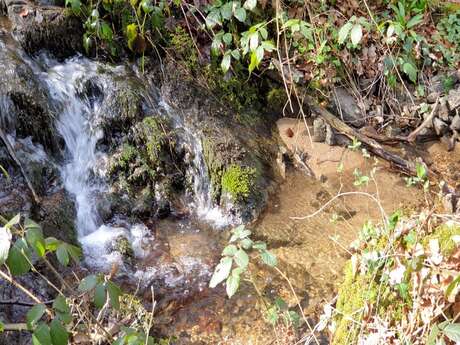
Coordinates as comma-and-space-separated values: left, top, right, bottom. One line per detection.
433, 117, 448, 136
438, 99, 450, 122
427, 92, 440, 103
451, 114, 460, 131
325, 124, 336, 146
447, 89, 460, 110
312, 118, 326, 142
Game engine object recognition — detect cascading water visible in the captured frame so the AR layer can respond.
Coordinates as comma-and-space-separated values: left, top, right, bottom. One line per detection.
25, 55, 230, 278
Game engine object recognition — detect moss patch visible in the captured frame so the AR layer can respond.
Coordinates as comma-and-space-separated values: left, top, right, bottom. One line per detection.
221, 165, 257, 202
333, 262, 378, 345
424, 224, 460, 257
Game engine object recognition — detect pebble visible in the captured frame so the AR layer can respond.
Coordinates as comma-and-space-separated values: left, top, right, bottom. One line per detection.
427, 92, 440, 103
451, 114, 460, 131
433, 117, 448, 136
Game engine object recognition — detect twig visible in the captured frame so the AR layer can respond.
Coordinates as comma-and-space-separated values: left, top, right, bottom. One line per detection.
0, 127, 40, 204
406, 98, 439, 142
2, 323, 28, 331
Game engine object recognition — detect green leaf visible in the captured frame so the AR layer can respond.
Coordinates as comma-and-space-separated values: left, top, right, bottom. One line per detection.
99, 21, 113, 41
222, 32, 232, 45
6, 238, 31, 275
0, 320, 4, 333
407, 13, 424, 29
231, 49, 241, 60
248, 51, 258, 73
32, 323, 52, 345
447, 275, 460, 298
220, 2, 233, 20
26, 223, 46, 257
45, 237, 59, 252
252, 241, 267, 251
240, 238, 253, 250
52, 295, 72, 325
221, 53, 231, 73
0, 226, 12, 265
416, 162, 427, 180
338, 22, 352, 44
350, 24, 363, 45
255, 45, 264, 63
427, 324, 440, 345
140, 0, 154, 13
234, 7, 246, 22
209, 256, 232, 288
5, 214, 20, 229
402, 62, 417, 83
206, 10, 221, 29
27, 304, 46, 330
260, 250, 277, 267
56, 244, 69, 267
94, 283, 107, 309
106, 281, 121, 310
234, 249, 249, 269
50, 319, 68, 345
440, 323, 460, 342
222, 244, 238, 257
126, 23, 138, 51
78, 275, 98, 292
243, 0, 256, 11
226, 271, 241, 298
53, 296, 69, 315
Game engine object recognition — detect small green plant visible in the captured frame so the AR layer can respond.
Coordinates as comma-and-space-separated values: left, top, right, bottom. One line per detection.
353, 168, 369, 186
265, 297, 300, 328
404, 162, 428, 190
209, 225, 277, 298
338, 16, 369, 47
348, 137, 362, 151
0, 214, 156, 345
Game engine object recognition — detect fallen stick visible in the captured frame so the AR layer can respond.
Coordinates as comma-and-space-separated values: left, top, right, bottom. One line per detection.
0, 127, 40, 204
306, 97, 417, 175
406, 98, 439, 142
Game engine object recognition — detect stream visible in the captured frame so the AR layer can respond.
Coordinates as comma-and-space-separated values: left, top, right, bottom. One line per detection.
0, 13, 449, 344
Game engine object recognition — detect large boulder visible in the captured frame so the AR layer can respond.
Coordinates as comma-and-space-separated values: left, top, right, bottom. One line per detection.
158, 58, 279, 222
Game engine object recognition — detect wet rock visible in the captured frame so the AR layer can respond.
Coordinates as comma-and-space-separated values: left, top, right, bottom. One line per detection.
37, 189, 77, 245
7, 2, 83, 58
158, 58, 278, 222
433, 117, 448, 136
313, 117, 326, 142
451, 114, 460, 131
0, 43, 59, 154
332, 87, 365, 127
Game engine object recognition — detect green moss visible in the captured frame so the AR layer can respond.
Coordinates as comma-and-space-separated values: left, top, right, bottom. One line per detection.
169, 27, 198, 73
333, 262, 378, 345
119, 144, 137, 170
424, 224, 460, 257
142, 116, 165, 165
221, 165, 257, 201
266, 88, 287, 110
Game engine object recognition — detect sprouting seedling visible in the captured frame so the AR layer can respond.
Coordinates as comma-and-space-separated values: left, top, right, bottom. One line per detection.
348, 137, 362, 151
404, 162, 429, 191
209, 225, 277, 298
353, 168, 369, 186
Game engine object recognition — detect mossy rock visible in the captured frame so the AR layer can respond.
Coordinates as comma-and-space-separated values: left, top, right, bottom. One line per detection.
36, 190, 77, 245
113, 235, 134, 259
